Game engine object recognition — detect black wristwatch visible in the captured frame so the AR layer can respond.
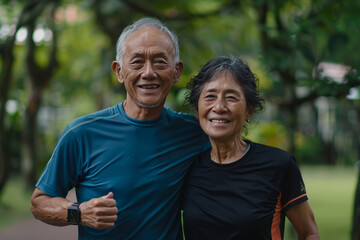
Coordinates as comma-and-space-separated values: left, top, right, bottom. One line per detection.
67, 202, 81, 225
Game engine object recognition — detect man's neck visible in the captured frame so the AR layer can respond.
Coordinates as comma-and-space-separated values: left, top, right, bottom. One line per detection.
122, 100, 164, 120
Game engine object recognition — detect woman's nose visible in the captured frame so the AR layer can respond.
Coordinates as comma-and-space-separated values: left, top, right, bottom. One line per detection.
212, 99, 228, 112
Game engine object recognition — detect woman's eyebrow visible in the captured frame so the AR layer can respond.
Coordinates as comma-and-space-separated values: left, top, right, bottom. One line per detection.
203, 88, 242, 95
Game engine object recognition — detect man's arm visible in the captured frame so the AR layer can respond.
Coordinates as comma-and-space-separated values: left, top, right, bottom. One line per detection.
286, 201, 319, 240
30, 188, 118, 229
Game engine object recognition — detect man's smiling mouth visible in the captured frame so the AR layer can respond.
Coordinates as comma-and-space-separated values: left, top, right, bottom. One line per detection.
139, 85, 159, 89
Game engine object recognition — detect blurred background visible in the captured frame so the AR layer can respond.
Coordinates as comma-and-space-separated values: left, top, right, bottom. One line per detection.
0, 0, 359, 239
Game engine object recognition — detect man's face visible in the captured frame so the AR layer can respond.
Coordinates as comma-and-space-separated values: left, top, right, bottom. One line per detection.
113, 26, 183, 109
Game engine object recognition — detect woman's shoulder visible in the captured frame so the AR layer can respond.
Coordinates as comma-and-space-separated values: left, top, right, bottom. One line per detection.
248, 140, 294, 162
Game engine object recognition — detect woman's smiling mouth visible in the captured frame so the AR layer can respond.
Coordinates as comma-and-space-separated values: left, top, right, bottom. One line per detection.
210, 119, 230, 123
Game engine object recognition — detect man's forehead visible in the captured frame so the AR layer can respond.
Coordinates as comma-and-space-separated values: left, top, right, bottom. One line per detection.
126, 26, 171, 43
122, 27, 175, 57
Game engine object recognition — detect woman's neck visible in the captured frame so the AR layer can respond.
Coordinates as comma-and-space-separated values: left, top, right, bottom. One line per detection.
210, 137, 248, 164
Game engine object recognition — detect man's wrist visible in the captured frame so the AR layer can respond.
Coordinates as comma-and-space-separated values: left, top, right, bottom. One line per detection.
67, 202, 81, 225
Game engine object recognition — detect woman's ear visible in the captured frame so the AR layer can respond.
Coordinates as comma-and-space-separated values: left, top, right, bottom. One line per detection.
246, 109, 254, 121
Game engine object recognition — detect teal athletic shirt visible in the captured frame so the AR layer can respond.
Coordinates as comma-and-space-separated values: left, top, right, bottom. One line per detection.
36, 102, 210, 240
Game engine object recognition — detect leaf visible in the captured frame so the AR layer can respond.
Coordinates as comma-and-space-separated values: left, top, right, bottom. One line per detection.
299, 42, 315, 63
328, 32, 349, 54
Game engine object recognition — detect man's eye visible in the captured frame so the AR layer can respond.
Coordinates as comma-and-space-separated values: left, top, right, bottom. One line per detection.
131, 59, 144, 64
154, 59, 167, 64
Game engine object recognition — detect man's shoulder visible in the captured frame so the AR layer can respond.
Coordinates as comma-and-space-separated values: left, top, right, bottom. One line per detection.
66, 104, 120, 131
163, 108, 198, 125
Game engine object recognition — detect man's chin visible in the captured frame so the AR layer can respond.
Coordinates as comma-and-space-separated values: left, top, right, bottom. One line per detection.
136, 101, 163, 109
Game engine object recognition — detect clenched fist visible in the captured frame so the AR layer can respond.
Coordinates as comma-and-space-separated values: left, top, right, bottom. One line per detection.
79, 192, 118, 229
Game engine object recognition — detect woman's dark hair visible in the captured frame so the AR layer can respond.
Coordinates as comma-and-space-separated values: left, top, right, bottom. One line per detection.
186, 55, 265, 117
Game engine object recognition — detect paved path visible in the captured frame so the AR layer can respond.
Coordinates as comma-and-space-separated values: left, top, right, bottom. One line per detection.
0, 217, 78, 240
0, 192, 78, 240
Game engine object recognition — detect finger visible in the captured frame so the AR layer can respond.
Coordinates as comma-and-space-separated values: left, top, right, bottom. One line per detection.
103, 192, 113, 199
95, 207, 118, 216
93, 195, 116, 207
100, 199, 117, 207
97, 214, 118, 223
94, 222, 116, 229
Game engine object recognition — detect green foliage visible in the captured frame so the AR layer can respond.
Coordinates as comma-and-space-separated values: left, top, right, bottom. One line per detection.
55, 17, 111, 99
295, 134, 324, 164
247, 121, 289, 150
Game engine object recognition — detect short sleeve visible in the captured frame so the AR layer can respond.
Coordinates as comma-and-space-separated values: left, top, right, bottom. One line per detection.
36, 127, 83, 198
281, 157, 308, 212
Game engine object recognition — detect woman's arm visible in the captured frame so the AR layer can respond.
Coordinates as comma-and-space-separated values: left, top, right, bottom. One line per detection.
286, 201, 319, 240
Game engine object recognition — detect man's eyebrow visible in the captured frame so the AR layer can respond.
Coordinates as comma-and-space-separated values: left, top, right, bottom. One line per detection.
129, 51, 170, 59
129, 52, 145, 59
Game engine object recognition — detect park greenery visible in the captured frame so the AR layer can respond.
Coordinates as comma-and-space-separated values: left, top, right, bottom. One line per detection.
0, 0, 360, 238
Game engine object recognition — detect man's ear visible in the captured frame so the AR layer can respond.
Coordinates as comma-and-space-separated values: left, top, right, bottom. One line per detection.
173, 61, 184, 83
112, 61, 124, 84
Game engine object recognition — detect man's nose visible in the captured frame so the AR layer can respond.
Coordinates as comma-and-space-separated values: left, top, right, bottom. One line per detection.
141, 61, 156, 80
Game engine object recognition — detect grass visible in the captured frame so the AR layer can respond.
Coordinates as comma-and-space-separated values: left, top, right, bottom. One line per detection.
0, 175, 33, 231
0, 166, 357, 239
285, 165, 356, 240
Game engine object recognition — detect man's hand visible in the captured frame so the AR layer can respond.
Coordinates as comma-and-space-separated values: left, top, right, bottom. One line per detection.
79, 192, 118, 229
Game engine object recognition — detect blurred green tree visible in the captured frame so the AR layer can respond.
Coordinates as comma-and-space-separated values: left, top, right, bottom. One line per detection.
0, 0, 59, 195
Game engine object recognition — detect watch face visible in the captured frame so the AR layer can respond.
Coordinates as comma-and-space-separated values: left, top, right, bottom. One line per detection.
68, 209, 78, 222
68, 204, 80, 225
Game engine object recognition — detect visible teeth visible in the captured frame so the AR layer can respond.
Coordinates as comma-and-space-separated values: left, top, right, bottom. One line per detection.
140, 85, 158, 89
211, 120, 229, 123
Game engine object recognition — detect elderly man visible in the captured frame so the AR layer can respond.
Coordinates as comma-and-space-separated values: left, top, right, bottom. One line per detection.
30, 17, 209, 239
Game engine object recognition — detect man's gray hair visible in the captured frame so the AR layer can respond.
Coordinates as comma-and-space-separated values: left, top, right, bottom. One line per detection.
115, 17, 180, 68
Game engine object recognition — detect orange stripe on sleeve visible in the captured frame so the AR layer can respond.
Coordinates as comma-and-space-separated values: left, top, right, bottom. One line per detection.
271, 194, 282, 240
282, 194, 307, 209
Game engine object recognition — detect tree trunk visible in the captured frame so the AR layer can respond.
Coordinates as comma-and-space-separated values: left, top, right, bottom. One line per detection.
0, 36, 16, 195
352, 108, 360, 240
352, 169, 360, 240
21, 1, 58, 189
22, 87, 42, 189
286, 106, 298, 156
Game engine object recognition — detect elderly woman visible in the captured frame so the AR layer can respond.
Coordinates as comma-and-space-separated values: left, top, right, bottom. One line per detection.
182, 56, 319, 240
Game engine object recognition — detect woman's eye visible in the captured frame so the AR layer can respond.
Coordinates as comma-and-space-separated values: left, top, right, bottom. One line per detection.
205, 95, 216, 99
226, 96, 237, 100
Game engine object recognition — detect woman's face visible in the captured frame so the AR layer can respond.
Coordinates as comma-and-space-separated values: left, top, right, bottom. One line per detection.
197, 71, 252, 142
